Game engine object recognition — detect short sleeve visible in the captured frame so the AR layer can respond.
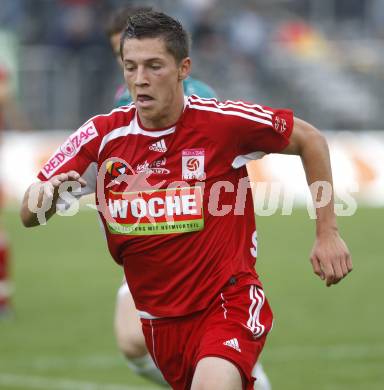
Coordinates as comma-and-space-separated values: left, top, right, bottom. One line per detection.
236, 104, 293, 153
229, 102, 294, 168
186, 97, 294, 169
37, 120, 100, 182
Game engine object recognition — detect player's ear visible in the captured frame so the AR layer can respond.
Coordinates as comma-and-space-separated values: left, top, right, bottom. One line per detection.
178, 57, 191, 81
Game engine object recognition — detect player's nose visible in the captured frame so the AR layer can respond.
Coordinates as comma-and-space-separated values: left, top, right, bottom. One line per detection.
134, 65, 149, 86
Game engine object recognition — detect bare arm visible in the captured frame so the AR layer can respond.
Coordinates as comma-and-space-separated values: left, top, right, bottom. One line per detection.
282, 117, 352, 286
20, 171, 86, 227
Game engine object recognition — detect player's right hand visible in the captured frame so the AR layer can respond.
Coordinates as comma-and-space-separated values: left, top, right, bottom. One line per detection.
310, 230, 352, 287
43, 171, 87, 199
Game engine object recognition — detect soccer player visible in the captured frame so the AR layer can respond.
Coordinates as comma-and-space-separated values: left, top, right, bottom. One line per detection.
106, 7, 271, 389
108, 7, 271, 389
20, 10, 352, 390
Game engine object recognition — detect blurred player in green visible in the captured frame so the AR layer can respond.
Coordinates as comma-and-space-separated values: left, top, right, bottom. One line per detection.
104, 7, 271, 389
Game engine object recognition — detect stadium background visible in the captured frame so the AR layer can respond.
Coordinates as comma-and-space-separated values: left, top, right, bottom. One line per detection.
1, 0, 383, 389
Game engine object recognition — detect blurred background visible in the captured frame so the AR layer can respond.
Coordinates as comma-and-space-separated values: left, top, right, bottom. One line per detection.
0, 1, 383, 390
0, 0, 384, 130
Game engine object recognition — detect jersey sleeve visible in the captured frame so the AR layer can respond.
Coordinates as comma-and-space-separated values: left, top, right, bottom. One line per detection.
228, 101, 294, 167
37, 120, 100, 182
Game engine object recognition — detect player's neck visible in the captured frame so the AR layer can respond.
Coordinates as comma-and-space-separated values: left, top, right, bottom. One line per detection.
138, 94, 185, 130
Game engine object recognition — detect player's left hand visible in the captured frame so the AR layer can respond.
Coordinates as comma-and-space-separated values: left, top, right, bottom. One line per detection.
310, 230, 352, 287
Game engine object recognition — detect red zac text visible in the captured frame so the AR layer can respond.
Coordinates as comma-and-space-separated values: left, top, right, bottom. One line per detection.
42, 122, 98, 178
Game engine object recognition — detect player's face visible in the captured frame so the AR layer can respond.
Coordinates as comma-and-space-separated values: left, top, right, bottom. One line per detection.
122, 37, 190, 129
110, 32, 123, 68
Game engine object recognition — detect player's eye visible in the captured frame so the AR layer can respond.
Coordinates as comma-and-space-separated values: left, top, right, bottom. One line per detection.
125, 65, 135, 72
150, 64, 161, 70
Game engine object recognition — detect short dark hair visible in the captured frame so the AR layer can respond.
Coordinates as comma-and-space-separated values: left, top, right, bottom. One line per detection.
105, 6, 152, 38
120, 10, 190, 63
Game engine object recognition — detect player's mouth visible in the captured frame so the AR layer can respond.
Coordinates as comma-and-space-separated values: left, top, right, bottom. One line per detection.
136, 94, 155, 108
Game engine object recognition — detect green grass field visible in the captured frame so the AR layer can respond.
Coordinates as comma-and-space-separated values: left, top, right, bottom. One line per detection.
1, 207, 383, 390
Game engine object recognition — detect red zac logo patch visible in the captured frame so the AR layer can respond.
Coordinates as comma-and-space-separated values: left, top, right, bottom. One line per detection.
41, 121, 98, 179
60, 140, 76, 157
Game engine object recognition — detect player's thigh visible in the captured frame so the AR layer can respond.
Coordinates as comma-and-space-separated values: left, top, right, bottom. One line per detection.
114, 284, 146, 352
194, 281, 273, 389
191, 357, 242, 390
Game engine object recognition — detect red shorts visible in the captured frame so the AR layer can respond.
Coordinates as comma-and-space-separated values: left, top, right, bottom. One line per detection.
141, 276, 273, 390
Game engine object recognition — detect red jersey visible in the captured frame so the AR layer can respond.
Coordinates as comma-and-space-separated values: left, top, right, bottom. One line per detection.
38, 96, 293, 317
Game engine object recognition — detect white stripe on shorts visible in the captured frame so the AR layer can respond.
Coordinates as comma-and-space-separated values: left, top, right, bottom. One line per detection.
246, 285, 266, 338
150, 320, 160, 369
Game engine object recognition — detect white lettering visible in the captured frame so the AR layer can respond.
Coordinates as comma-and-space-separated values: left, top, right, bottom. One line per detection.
41, 122, 98, 179
281, 188, 296, 216
250, 231, 258, 258
335, 183, 358, 217
234, 177, 251, 215
252, 182, 280, 216
148, 197, 165, 217
182, 195, 197, 215
165, 195, 181, 216
131, 198, 147, 218
56, 181, 81, 217
306, 181, 333, 219
27, 182, 54, 225
208, 181, 234, 216
108, 199, 128, 218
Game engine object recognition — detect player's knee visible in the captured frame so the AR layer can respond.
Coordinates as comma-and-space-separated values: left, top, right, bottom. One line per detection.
114, 290, 147, 358
116, 329, 147, 358
191, 357, 242, 390
114, 314, 147, 358
192, 376, 241, 390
